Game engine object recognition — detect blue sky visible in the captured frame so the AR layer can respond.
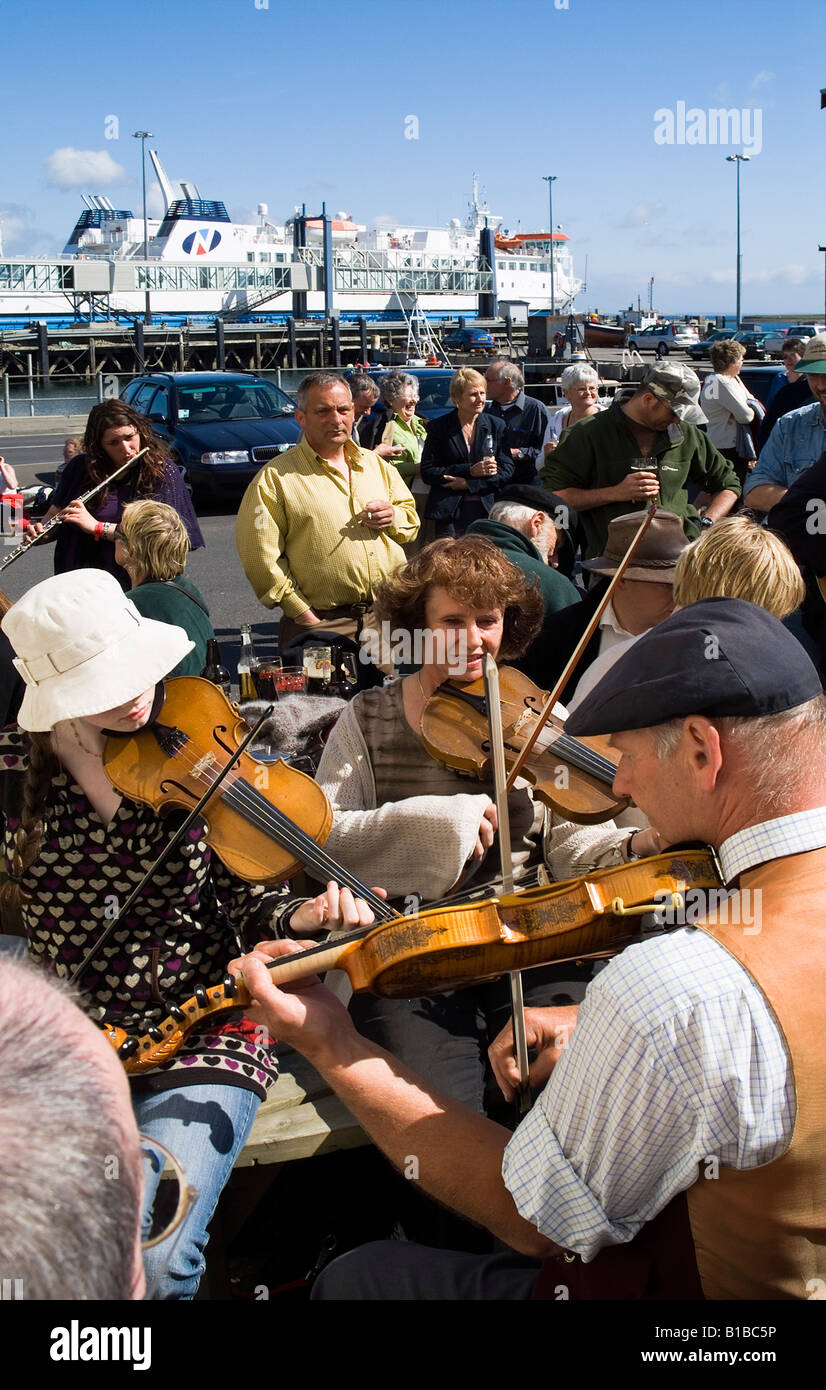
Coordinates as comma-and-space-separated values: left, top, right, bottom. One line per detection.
2, 0, 825, 315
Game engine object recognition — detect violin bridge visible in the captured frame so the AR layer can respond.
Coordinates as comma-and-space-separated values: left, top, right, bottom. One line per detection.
192, 752, 220, 781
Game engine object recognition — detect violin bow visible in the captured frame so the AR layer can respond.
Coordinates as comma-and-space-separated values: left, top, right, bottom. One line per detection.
505, 502, 658, 792
0, 447, 148, 574
483, 653, 532, 1119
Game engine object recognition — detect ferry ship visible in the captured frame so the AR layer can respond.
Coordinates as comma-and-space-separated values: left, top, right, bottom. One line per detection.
0, 156, 582, 325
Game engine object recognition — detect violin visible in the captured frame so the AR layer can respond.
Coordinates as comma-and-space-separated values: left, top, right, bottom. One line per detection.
420, 665, 629, 825
102, 675, 393, 919
103, 848, 721, 1073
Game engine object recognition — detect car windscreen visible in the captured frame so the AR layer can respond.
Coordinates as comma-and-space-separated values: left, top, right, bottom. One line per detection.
410, 375, 453, 411
176, 382, 295, 422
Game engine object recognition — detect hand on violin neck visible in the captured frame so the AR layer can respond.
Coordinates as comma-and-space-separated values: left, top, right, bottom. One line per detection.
290, 881, 384, 936
235, 941, 357, 1064
489, 1004, 579, 1103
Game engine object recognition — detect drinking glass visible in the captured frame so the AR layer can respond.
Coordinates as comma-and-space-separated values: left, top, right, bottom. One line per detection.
253, 659, 283, 701
273, 666, 308, 695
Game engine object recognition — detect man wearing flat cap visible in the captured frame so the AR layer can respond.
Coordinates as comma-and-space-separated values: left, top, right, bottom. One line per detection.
467, 483, 581, 608
529, 507, 687, 702
232, 596, 826, 1301
543, 361, 741, 560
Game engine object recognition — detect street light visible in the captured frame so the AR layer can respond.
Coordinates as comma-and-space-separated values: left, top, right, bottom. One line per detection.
542, 175, 557, 315
133, 130, 154, 325
726, 154, 750, 330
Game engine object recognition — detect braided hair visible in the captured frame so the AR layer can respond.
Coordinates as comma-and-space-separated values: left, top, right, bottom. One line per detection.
0, 733, 55, 922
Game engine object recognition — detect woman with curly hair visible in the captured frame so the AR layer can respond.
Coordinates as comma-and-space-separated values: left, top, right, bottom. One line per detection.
313, 536, 656, 1138
36, 400, 203, 586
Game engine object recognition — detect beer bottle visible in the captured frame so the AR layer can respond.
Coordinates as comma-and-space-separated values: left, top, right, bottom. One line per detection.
203, 639, 232, 699
238, 624, 260, 702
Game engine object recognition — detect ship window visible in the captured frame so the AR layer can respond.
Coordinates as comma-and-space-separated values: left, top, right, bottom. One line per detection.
248, 253, 255, 262
519, 263, 527, 271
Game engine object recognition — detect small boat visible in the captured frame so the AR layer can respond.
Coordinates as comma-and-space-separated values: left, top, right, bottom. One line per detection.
583, 317, 628, 349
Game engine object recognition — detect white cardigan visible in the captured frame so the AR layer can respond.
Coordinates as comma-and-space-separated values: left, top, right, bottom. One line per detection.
700, 373, 754, 450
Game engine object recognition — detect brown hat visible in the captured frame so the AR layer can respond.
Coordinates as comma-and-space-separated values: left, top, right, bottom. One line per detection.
582, 508, 688, 583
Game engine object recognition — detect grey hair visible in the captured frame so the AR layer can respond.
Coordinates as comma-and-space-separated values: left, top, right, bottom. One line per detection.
349, 373, 380, 401
381, 371, 420, 408
652, 696, 826, 811
489, 501, 549, 530
489, 359, 524, 392
0, 957, 142, 1299
560, 364, 599, 391
295, 371, 351, 411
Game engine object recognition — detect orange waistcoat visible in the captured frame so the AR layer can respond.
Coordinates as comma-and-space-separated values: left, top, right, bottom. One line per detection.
687, 846, 826, 1299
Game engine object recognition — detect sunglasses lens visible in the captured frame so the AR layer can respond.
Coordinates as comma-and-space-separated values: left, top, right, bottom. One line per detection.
140, 1140, 184, 1248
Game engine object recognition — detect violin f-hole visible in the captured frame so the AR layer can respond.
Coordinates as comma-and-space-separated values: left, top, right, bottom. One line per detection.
212, 725, 236, 758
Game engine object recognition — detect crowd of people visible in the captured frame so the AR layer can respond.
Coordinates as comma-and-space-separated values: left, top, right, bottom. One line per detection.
2, 338, 826, 1304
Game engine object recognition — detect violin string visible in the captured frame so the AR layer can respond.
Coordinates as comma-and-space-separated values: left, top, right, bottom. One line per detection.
145, 734, 395, 920
435, 683, 618, 785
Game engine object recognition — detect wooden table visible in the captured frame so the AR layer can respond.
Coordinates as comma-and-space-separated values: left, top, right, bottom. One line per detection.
238, 1044, 367, 1167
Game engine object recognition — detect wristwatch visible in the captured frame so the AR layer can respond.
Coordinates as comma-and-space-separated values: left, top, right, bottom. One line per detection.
699, 516, 714, 529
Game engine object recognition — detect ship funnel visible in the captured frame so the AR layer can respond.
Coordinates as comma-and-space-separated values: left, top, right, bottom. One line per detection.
148, 150, 175, 215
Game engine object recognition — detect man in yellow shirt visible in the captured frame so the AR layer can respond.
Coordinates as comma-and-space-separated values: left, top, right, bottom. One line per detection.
236, 372, 420, 650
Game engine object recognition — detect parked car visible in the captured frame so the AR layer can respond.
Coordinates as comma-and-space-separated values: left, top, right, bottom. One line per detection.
732, 330, 770, 360
763, 324, 826, 356
441, 326, 497, 354
121, 371, 300, 502
687, 330, 736, 361
627, 323, 700, 356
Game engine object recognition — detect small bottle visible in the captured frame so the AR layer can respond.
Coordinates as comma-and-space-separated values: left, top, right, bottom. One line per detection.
237, 624, 259, 702
203, 638, 232, 699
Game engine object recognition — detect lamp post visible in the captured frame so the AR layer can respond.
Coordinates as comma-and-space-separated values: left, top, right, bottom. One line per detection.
726, 154, 749, 330
542, 175, 557, 315
819, 246, 826, 326
133, 130, 154, 325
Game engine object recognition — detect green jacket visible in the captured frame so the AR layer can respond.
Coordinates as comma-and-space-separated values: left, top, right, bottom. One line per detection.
543, 399, 741, 559
466, 518, 582, 616
383, 412, 428, 485
127, 574, 214, 678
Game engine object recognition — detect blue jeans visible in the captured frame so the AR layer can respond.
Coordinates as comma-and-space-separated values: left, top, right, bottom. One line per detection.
132, 1081, 262, 1301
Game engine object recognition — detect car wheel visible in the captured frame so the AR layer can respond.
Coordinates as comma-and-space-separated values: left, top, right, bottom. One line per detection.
628, 340, 640, 352
656, 343, 669, 358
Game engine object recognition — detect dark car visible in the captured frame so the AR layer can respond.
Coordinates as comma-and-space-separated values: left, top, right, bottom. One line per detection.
687, 330, 735, 361
441, 327, 497, 354
121, 371, 300, 502
354, 367, 455, 430
732, 330, 769, 361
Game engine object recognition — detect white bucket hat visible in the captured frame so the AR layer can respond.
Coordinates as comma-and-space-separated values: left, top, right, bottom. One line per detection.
2, 570, 195, 731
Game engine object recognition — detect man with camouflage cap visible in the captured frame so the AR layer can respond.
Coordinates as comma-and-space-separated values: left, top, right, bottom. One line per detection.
544, 360, 741, 559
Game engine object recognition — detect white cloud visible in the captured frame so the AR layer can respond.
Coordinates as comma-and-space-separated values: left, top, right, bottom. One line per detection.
616, 202, 665, 229
750, 70, 775, 89
0, 201, 56, 255
709, 264, 812, 286
44, 147, 128, 190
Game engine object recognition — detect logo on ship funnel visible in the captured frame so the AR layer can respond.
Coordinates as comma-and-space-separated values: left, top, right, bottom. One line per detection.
182, 228, 222, 256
